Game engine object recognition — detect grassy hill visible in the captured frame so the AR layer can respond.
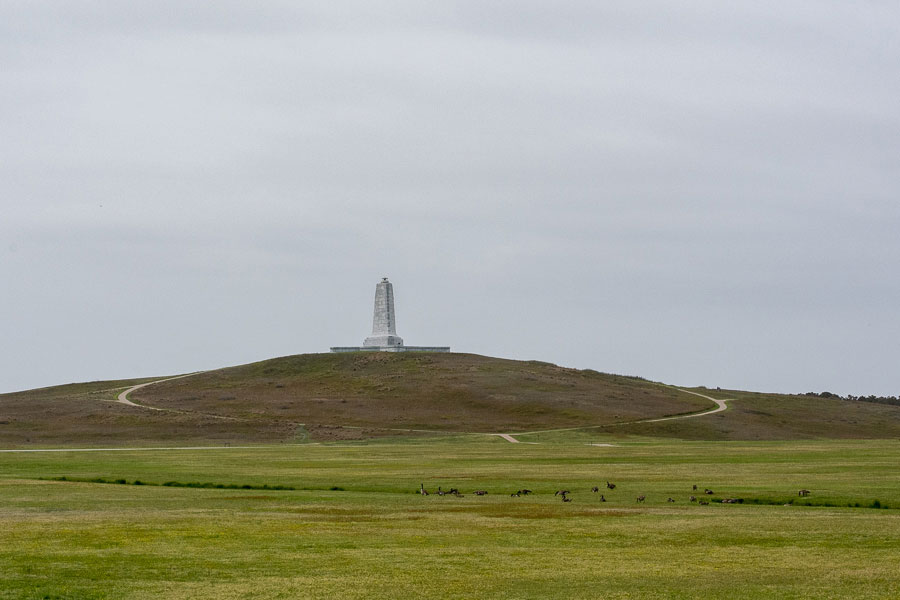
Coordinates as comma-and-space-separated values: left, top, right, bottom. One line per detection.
2, 352, 899, 446
130, 352, 707, 439
0, 352, 704, 446
608, 386, 900, 441
0, 375, 296, 447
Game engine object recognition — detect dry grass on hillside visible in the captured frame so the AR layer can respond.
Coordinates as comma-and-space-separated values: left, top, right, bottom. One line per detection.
134, 352, 706, 434
5, 352, 898, 446
0, 353, 706, 446
614, 387, 900, 440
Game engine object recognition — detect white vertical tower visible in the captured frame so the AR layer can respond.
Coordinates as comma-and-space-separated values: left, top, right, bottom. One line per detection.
363, 278, 404, 348
330, 277, 448, 353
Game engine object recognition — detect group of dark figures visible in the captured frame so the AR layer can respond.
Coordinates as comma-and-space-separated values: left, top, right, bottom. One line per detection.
419, 482, 813, 504
553, 481, 618, 503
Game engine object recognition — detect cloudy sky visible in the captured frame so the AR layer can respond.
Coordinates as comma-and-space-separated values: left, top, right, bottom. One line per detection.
2, 1, 898, 396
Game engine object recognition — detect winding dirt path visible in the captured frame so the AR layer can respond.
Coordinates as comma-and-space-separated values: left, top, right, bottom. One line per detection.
642, 388, 729, 422
492, 387, 732, 442
114, 372, 287, 424
114, 374, 728, 444
116, 372, 206, 410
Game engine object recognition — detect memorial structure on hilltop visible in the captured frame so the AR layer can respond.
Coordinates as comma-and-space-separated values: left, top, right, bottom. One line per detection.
330, 278, 450, 353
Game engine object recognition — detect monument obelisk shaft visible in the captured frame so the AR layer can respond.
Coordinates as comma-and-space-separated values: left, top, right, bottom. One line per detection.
329, 278, 448, 353
363, 278, 403, 348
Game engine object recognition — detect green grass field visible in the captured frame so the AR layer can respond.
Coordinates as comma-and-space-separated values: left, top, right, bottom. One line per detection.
3, 353, 900, 597
2, 435, 900, 599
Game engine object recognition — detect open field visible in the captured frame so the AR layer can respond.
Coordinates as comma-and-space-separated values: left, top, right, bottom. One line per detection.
3, 353, 899, 597
2, 436, 900, 599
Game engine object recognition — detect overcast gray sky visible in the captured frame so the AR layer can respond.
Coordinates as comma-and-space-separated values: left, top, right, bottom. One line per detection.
2, 1, 898, 396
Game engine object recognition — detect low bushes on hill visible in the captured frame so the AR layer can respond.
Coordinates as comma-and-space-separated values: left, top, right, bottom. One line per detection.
805, 391, 900, 407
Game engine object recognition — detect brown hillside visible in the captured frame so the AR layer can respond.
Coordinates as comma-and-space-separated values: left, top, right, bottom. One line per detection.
5, 352, 895, 447
133, 352, 708, 437
0, 376, 295, 447
0, 353, 708, 446
611, 387, 900, 440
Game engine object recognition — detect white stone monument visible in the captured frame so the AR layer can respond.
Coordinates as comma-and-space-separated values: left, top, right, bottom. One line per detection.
330, 278, 450, 353
363, 278, 403, 348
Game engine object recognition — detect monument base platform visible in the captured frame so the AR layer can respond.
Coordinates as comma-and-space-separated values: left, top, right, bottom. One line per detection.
330, 346, 450, 353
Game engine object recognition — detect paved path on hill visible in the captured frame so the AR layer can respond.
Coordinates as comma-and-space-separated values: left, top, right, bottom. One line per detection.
115, 372, 256, 423
492, 387, 732, 442
116, 372, 206, 410
116, 371, 294, 426
114, 374, 728, 444
641, 388, 729, 422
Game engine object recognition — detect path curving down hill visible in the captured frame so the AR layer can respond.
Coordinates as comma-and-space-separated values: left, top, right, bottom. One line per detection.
5, 352, 900, 446
493, 386, 732, 442
118, 364, 733, 444
128, 352, 713, 437
117, 373, 205, 410
643, 387, 730, 422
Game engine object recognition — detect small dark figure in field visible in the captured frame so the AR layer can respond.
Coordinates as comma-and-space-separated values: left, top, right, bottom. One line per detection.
667, 497, 675, 503
555, 490, 570, 497
722, 498, 742, 504
520, 489, 532, 495
693, 484, 698, 491
690, 495, 697, 502
436, 486, 444, 496
698, 500, 709, 505
510, 492, 520, 497
636, 495, 646, 503
705, 489, 714, 495
473, 490, 488, 496
600, 495, 606, 502
591, 486, 599, 493
420, 484, 428, 496
799, 489, 811, 497
606, 482, 616, 490
562, 496, 572, 502
448, 488, 460, 496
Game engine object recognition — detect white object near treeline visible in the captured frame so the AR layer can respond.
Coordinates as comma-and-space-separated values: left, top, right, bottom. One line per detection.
330, 278, 450, 353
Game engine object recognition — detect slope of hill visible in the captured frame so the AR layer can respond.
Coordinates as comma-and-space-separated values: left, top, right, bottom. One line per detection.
0, 375, 295, 447
0, 352, 705, 446
131, 352, 708, 439
608, 387, 900, 441
2, 352, 899, 447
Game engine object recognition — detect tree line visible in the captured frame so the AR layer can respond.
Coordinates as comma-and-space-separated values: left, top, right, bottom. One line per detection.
804, 391, 900, 407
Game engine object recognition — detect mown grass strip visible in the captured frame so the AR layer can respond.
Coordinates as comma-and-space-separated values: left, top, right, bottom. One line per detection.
713, 497, 892, 509
42, 476, 296, 491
